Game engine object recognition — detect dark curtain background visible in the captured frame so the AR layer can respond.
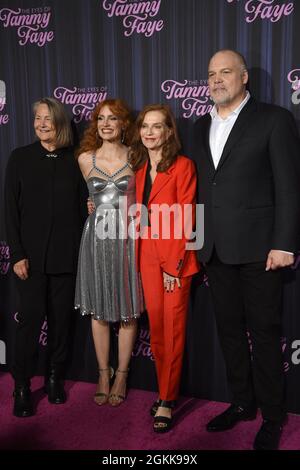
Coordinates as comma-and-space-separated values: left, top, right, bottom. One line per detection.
1, 0, 300, 413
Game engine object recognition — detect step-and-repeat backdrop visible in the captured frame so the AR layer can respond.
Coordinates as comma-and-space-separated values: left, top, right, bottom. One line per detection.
1, 0, 300, 413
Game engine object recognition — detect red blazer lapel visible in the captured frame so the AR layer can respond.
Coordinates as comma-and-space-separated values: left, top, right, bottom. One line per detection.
148, 163, 175, 204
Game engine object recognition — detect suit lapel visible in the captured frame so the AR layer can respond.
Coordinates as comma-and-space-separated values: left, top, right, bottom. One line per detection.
216, 97, 257, 171
202, 114, 215, 170
148, 162, 175, 204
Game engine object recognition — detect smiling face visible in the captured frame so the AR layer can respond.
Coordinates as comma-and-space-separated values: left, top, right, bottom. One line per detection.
97, 105, 123, 143
34, 103, 57, 146
208, 51, 248, 109
140, 110, 172, 151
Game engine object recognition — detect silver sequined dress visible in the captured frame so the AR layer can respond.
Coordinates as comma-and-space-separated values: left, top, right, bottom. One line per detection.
75, 157, 143, 322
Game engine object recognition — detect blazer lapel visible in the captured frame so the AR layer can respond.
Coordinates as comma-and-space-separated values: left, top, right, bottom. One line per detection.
201, 114, 215, 170
148, 163, 175, 204
216, 97, 257, 171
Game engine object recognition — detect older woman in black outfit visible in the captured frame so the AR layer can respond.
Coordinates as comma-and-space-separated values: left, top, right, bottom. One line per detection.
5, 97, 87, 417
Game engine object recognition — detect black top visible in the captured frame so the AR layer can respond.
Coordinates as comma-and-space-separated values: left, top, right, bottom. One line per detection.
4, 141, 88, 273
141, 160, 152, 227
142, 160, 152, 207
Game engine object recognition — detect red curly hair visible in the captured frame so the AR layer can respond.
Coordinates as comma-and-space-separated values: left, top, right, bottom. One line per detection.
76, 98, 133, 158
129, 104, 181, 172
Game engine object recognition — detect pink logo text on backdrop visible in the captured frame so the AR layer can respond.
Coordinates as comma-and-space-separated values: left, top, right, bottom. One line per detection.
0, 241, 10, 275
102, 0, 164, 37
13, 312, 48, 347
161, 79, 213, 119
54, 86, 108, 123
0, 6, 54, 46
39, 320, 48, 346
0, 80, 9, 126
287, 69, 300, 105
132, 328, 154, 360
0, 104, 9, 126
226, 0, 294, 23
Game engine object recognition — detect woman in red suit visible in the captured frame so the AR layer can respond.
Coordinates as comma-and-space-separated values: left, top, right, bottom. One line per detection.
130, 104, 200, 432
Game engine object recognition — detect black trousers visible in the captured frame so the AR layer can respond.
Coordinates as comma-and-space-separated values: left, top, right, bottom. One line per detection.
205, 251, 285, 422
13, 272, 76, 383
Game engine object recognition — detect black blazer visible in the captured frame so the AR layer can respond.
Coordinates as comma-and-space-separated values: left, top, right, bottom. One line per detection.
4, 141, 88, 273
193, 97, 300, 264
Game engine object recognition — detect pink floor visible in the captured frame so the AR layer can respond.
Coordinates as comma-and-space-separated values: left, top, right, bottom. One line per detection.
1, 373, 299, 450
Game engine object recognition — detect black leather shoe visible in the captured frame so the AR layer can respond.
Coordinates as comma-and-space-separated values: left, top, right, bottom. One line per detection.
13, 386, 34, 417
253, 420, 283, 450
206, 404, 257, 432
45, 377, 67, 404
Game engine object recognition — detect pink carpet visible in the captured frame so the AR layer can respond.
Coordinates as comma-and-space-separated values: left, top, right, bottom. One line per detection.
1, 373, 299, 450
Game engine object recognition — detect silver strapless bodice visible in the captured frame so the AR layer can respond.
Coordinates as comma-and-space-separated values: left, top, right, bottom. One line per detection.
87, 175, 134, 209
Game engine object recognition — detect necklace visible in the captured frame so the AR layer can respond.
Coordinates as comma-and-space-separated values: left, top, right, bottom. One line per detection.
92, 155, 129, 180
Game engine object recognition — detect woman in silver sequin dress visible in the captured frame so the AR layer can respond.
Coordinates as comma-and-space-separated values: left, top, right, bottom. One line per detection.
75, 99, 143, 406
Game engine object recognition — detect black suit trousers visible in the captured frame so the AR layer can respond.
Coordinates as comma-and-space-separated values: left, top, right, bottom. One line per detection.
13, 271, 76, 383
205, 250, 286, 422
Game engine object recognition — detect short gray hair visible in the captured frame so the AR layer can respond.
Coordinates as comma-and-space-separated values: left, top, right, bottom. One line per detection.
33, 97, 73, 148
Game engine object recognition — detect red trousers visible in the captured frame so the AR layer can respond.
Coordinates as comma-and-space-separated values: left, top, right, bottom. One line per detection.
140, 236, 192, 401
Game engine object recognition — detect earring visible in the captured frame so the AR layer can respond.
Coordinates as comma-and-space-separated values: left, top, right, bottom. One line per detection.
121, 129, 126, 144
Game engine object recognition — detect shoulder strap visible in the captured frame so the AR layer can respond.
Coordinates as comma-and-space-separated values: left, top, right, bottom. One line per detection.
86, 154, 96, 178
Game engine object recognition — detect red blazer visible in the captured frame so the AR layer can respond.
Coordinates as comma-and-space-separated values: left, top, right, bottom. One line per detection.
135, 155, 200, 278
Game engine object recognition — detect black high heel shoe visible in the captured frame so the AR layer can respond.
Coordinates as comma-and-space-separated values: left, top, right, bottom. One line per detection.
153, 400, 176, 433
150, 399, 161, 417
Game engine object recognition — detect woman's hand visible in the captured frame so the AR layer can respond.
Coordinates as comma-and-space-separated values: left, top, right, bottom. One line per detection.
13, 259, 29, 280
163, 272, 181, 292
87, 197, 95, 215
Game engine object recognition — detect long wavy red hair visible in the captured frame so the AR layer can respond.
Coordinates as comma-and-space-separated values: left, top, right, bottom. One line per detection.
76, 98, 133, 157
129, 104, 181, 172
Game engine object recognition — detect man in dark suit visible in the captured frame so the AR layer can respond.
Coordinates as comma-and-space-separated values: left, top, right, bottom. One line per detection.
193, 50, 300, 450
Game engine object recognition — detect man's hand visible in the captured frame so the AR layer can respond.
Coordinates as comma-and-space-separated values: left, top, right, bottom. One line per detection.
266, 250, 294, 271
13, 259, 29, 280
